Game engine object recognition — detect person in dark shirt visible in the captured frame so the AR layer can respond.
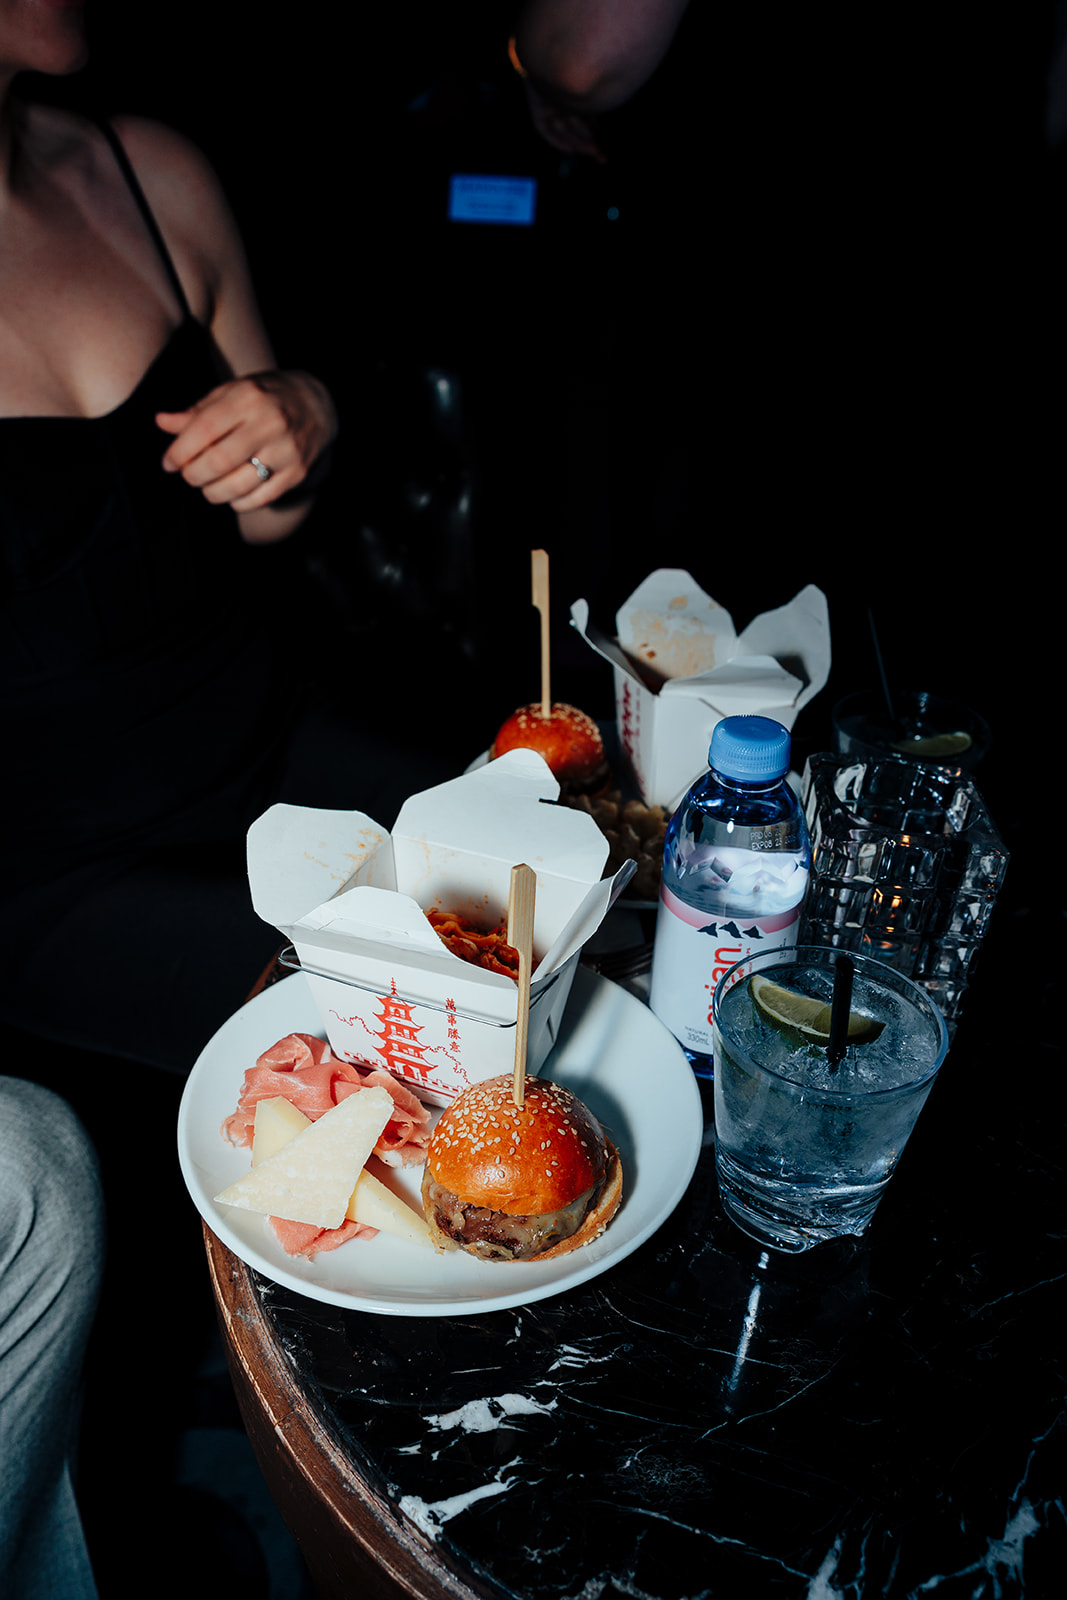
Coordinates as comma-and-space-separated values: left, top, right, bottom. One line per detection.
511, 0, 691, 163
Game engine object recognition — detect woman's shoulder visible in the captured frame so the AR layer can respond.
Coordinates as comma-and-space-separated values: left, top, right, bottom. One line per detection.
109, 114, 228, 212
16, 101, 195, 163
107, 114, 246, 300
17, 103, 225, 218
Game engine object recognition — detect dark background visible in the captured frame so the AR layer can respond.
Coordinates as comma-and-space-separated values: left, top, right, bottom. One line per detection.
15, 10, 1063, 1592
31, 0, 1059, 818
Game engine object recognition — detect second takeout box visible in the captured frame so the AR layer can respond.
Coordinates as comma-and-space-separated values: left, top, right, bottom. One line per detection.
246, 750, 631, 1107
571, 570, 831, 811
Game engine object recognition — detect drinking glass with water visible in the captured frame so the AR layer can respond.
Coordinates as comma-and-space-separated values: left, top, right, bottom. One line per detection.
711, 946, 949, 1253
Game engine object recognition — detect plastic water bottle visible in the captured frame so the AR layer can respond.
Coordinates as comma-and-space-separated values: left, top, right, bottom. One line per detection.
649, 715, 811, 1078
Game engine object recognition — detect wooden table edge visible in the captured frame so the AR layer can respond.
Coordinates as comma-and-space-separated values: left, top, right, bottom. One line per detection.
202, 1221, 502, 1600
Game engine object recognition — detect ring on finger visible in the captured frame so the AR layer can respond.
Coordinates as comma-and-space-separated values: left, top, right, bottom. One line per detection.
249, 456, 273, 482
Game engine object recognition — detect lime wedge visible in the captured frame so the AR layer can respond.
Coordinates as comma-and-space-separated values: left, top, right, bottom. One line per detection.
749, 975, 885, 1044
890, 730, 972, 759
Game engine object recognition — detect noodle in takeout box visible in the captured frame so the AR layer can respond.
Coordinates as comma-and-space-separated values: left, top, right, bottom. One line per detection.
570, 570, 831, 811
246, 750, 633, 1108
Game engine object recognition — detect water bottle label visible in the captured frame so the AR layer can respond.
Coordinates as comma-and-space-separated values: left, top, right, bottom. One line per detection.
649, 884, 803, 1056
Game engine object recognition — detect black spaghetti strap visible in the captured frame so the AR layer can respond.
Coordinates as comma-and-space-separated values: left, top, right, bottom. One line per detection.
96, 119, 192, 320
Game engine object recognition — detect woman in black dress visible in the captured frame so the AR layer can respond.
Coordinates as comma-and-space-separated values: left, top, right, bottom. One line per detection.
0, 3, 436, 1074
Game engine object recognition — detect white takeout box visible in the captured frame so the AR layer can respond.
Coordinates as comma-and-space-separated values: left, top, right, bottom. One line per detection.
246, 751, 632, 1107
571, 571, 831, 811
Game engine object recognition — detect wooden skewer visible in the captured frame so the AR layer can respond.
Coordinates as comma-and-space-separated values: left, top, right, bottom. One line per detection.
507, 863, 537, 1107
531, 549, 551, 716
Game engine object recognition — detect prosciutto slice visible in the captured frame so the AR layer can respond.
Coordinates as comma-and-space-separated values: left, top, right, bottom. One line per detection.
221, 1032, 432, 1167
219, 1033, 433, 1260
268, 1214, 378, 1261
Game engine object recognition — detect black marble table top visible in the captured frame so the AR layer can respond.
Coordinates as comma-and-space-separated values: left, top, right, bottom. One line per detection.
250, 881, 1065, 1599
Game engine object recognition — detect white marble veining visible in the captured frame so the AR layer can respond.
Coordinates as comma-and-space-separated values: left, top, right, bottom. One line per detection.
425, 1392, 557, 1434
400, 1476, 517, 1538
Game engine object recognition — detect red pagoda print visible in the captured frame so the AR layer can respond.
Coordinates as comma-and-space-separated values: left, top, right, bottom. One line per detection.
371, 981, 435, 1084
619, 679, 639, 766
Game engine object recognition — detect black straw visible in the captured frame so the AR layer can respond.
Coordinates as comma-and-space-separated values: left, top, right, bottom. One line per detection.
867, 607, 895, 727
826, 955, 854, 1070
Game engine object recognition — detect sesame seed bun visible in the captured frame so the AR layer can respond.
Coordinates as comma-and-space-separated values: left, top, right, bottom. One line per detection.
422, 1075, 623, 1261
491, 704, 607, 788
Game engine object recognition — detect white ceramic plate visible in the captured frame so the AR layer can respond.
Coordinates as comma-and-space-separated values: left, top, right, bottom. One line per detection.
177, 965, 702, 1317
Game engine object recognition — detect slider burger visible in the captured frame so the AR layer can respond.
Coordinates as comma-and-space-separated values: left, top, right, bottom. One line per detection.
421, 1075, 623, 1262
491, 703, 608, 793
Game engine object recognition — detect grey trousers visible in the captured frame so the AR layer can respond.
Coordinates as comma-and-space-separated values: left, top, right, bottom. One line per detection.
0, 1079, 105, 1600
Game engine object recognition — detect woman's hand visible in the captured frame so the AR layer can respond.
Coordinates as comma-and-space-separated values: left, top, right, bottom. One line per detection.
157, 369, 336, 515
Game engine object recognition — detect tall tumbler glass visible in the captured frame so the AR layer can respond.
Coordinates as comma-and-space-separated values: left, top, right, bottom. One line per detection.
798, 753, 1009, 1036
712, 946, 949, 1253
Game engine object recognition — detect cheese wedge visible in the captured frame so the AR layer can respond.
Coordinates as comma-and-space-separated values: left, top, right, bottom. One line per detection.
214, 1086, 393, 1229
252, 1096, 311, 1165
247, 1094, 432, 1247
346, 1168, 431, 1248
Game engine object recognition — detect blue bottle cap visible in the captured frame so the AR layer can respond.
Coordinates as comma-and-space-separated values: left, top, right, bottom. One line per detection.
709, 716, 791, 781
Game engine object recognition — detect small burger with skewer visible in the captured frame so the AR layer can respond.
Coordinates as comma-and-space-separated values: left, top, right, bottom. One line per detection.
490, 701, 609, 794
421, 1075, 623, 1262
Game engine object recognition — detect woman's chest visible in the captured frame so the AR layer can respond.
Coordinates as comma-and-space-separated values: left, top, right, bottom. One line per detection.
0, 178, 193, 419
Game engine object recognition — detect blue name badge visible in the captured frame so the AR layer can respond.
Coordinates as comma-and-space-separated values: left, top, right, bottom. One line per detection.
448, 174, 537, 226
